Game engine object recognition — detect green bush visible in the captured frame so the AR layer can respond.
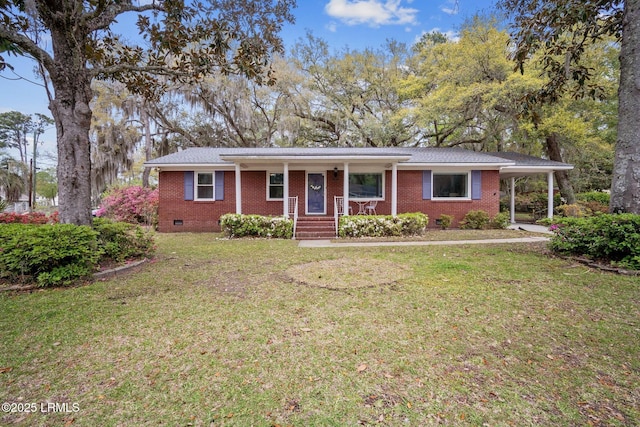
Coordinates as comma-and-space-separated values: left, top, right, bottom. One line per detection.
438, 214, 454, 230
93, 217, 155, 263
460, 210, 490, 230
220, 214, 293, 239
577, 191, 610, 205
549, 214, 640, 269
0, 219, 156, 287
490, 212, 510, 229
338, 213, 428, 238
0, 224, 100, 287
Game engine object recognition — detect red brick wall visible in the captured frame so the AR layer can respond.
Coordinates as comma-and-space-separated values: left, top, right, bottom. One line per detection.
158, 169, 500, 232
395, 170, 500, 228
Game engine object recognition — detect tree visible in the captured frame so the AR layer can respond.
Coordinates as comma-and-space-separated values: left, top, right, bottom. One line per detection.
498, 0, 638, 213
289, 33, 414, 147
0, 154, 27, 202
36, 169, 57, 206
0, 0, 296, 225
0, 111, 32, 164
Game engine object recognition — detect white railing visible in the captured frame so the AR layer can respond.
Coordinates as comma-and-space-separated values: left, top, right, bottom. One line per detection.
288, 196, 298, 239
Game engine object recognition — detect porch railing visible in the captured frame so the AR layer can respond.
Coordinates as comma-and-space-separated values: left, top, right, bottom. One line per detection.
287, 196, 298, 239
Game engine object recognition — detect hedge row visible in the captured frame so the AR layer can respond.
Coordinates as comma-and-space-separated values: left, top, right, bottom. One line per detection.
339, 213, 429, 238
220, 214, 293, 239
0, 218, 155, 287
549, 214, 640, 270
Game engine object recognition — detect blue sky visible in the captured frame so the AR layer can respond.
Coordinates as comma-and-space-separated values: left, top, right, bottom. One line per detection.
281, 0, 498, 52
0, 0, 498, 158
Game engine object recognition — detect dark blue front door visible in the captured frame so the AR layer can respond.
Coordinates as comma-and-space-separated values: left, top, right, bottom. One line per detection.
307, 173, 326, 214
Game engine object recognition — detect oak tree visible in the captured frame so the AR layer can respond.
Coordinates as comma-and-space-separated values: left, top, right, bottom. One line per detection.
0, 0, 295, 224
499, 0, 638, 213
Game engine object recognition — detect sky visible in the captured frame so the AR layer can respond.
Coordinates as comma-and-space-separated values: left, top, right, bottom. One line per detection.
0, 0, 498, 160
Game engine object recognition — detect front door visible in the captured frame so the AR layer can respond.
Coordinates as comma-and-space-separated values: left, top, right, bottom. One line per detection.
306, 172, 326, 215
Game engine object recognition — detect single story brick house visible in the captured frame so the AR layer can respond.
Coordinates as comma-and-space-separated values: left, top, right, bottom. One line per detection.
144, 147, 572, 235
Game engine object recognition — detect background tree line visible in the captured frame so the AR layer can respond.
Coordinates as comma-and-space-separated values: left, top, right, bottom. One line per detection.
2, 0, 636, 219
89, 17, 617, 204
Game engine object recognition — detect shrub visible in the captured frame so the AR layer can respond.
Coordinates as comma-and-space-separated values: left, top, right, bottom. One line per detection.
0, 211, 58, 224
97, 185, 158, 226
460, 210, 490, 230
557, 204, 586, 218
220, 214, 293, 239
490, 212, 510, 229
93, 217, 156, 264
0, 224, 100, 287
577, 191, 610, 205
0, 219, 156, 287
338, 213, 428, 238
549, 214, 640, 269
438, 214, 454, 230
536, 217, 554, 227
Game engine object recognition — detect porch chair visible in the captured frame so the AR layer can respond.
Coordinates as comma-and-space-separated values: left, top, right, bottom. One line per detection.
365, 200, 377, 215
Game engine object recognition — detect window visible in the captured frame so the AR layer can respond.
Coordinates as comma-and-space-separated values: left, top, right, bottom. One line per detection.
433, 173, 469, 198
349, 173, 383, 199
268, 172, 284, 200
196, 172, 214, 200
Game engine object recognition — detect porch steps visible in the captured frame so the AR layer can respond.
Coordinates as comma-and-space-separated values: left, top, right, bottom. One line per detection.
295, 216, 336, 240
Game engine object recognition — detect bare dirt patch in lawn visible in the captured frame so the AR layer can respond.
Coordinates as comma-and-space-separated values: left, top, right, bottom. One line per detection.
286, 258, 410, 290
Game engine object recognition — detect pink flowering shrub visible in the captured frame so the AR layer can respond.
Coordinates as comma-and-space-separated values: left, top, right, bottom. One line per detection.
97, 186, 159, 226
0, 211, 59, 224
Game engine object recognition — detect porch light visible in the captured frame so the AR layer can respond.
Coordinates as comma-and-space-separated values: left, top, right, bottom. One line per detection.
333, 167, 339, 180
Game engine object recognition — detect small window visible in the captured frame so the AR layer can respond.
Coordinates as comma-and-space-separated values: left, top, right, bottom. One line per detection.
196, 172, 214, 200
349, 173, 383, 199
268, 172, 284, 200
433, 173, 469, 198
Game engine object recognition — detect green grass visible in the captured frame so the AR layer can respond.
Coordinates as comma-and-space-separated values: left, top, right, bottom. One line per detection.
1, 233, 638, 426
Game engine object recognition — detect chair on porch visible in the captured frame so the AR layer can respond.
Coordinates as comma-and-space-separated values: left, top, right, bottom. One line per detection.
365, 200, 377, 215
334, 196, 352, 236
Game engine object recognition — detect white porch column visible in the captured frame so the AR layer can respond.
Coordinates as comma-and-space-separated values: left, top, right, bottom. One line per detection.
343, 162, 350, 215
547, 171, 554, 219
391, 163, 398, 216
510, 177, 516, 224
235, 163, 242, 214
283, 162, 289, 218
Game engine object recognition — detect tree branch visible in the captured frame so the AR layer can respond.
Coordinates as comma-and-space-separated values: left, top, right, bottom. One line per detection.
85, 2, 164, 33
0, 24, 55, 74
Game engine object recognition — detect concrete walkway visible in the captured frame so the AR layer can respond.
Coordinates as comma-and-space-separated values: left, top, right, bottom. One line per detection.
298, 223, 552, 248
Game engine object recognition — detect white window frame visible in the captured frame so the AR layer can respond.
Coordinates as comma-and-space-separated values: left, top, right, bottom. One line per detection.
348, 171, 385, 201
432, 172, 471, 200
266, 171, 284, 201
195, 172, 215, 201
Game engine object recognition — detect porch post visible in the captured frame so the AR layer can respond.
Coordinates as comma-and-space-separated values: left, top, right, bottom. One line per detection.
391, 163, 398, 216
343, 162, 350, 215
547, 171, 554, 219
510, 177, 516, 224
235, 163, 242, 214
283, 162, 289, 218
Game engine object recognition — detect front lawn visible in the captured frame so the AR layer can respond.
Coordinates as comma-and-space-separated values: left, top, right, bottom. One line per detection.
1, 234, 638, 426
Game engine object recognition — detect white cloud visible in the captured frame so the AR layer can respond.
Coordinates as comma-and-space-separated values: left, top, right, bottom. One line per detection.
326, 21, 338, 32
324, 0, 419, 27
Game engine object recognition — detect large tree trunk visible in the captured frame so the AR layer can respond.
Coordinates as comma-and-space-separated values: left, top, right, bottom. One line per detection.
48, 27, 93, 226
611, 0, 640, 213
546, 132, 576, 204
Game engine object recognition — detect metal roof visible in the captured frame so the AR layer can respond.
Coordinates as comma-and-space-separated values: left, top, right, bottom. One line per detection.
145, 147, 521, 167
